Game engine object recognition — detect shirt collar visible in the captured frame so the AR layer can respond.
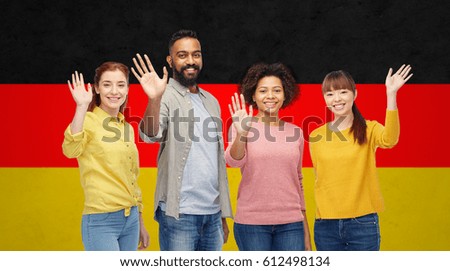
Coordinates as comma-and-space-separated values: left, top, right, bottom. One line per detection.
169, 78, 206, 98
93, 106, 125, 123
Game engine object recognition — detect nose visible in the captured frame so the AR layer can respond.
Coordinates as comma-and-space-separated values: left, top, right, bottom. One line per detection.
333, 92, 341, 102
186, 54, 195, 65
111, 84, 119, 94
267, 90, 274, 98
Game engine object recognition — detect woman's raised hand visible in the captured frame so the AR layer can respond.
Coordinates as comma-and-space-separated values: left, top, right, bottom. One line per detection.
385, 64, 413, 94
228, 93, 253, 136
67, 71, 92, 108
132, 53, 168, 100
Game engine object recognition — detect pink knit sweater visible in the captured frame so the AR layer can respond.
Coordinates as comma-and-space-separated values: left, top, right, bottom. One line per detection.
225, 121, 306, 225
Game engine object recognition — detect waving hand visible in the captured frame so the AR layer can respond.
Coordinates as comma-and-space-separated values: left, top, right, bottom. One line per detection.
132, 53, 168, 99
229, 93, 253, 136
67, 71, 93, 108
385, 64, 413, 95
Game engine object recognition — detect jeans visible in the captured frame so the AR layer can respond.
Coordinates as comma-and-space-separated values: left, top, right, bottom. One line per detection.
314, 213, 380, 251
81, 206, 139, 251
155, 207, 224, 251
234, 221, 305, 251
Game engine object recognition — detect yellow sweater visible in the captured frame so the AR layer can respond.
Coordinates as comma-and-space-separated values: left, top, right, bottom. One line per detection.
309, 110, 399, 219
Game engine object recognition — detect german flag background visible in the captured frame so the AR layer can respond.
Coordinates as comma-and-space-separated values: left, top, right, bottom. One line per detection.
1, 0, 449, 250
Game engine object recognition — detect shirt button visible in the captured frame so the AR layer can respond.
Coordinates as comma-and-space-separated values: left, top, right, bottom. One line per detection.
182, 157, 186, 160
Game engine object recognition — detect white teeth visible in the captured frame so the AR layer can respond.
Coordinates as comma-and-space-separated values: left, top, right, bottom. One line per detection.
264, 102, 278, 109
334, 104, 344, 110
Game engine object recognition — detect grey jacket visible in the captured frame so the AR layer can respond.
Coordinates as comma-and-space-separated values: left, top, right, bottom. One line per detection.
139, 78, 233, 219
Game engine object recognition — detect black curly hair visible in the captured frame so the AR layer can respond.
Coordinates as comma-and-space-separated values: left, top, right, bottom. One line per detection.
239, 63, 299, 108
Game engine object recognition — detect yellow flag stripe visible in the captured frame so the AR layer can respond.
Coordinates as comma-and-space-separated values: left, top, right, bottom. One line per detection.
1, 168, 449, 251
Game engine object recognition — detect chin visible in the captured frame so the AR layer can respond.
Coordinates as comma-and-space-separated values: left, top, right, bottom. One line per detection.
264, 108, 279, 114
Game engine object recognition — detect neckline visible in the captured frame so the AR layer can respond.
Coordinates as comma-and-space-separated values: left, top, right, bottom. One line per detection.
326, 122, 351, 132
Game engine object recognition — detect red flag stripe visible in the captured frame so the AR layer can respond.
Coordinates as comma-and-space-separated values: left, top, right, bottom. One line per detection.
2, 84, 449, 167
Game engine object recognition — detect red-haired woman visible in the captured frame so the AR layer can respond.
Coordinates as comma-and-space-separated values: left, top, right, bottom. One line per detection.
309, 65, 412, 250
62, 61, 165, 250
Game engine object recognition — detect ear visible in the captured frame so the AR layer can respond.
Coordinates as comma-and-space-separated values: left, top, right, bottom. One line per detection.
354, 89, 358, 100
166, 55, 173, 68
252, 94, 255, 102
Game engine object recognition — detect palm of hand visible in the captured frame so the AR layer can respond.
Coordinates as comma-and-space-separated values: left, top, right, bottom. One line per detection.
73, 85, 93, 106
229, 93, 253, 136
141, 73, 166, 99
131, 53, 168, 100
386, 74, 405, 92
233, 109, 252, 135
385, 64, 412, 94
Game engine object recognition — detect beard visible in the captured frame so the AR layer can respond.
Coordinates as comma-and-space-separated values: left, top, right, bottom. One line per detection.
173, 64, 201, 87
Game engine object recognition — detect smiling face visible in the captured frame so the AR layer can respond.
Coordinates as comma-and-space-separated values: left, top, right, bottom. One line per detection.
252, 76, 285, 117
96, 70, 129, 116
166, 37, 203, 87
321, 70, 357, 118
324, 88, 356, 117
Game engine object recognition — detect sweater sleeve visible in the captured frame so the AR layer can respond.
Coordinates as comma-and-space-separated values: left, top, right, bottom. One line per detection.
372, 110, 400, 149
224, 125, 248, 168
308, 128, 319, 178
297, 130, 306, 211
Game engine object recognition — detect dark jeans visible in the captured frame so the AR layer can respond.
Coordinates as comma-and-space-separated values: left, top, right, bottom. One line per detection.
234, 221, 305, 251
314, 213, 380, 251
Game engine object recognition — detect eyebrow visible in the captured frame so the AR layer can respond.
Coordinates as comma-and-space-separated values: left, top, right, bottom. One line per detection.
101, 80, 127, 83
257, 85, 282, 88
176, 50, 202, 54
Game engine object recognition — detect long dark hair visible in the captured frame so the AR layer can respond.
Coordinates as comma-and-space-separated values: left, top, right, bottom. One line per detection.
322, 70, 367, 145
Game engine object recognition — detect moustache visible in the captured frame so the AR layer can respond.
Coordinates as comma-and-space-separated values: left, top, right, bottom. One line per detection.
180, 64, 200, 72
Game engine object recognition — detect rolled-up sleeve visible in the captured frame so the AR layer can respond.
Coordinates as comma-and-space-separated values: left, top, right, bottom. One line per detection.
139, 120, 164, 143
139, 99, 169, 143
62, 125, 87, 158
